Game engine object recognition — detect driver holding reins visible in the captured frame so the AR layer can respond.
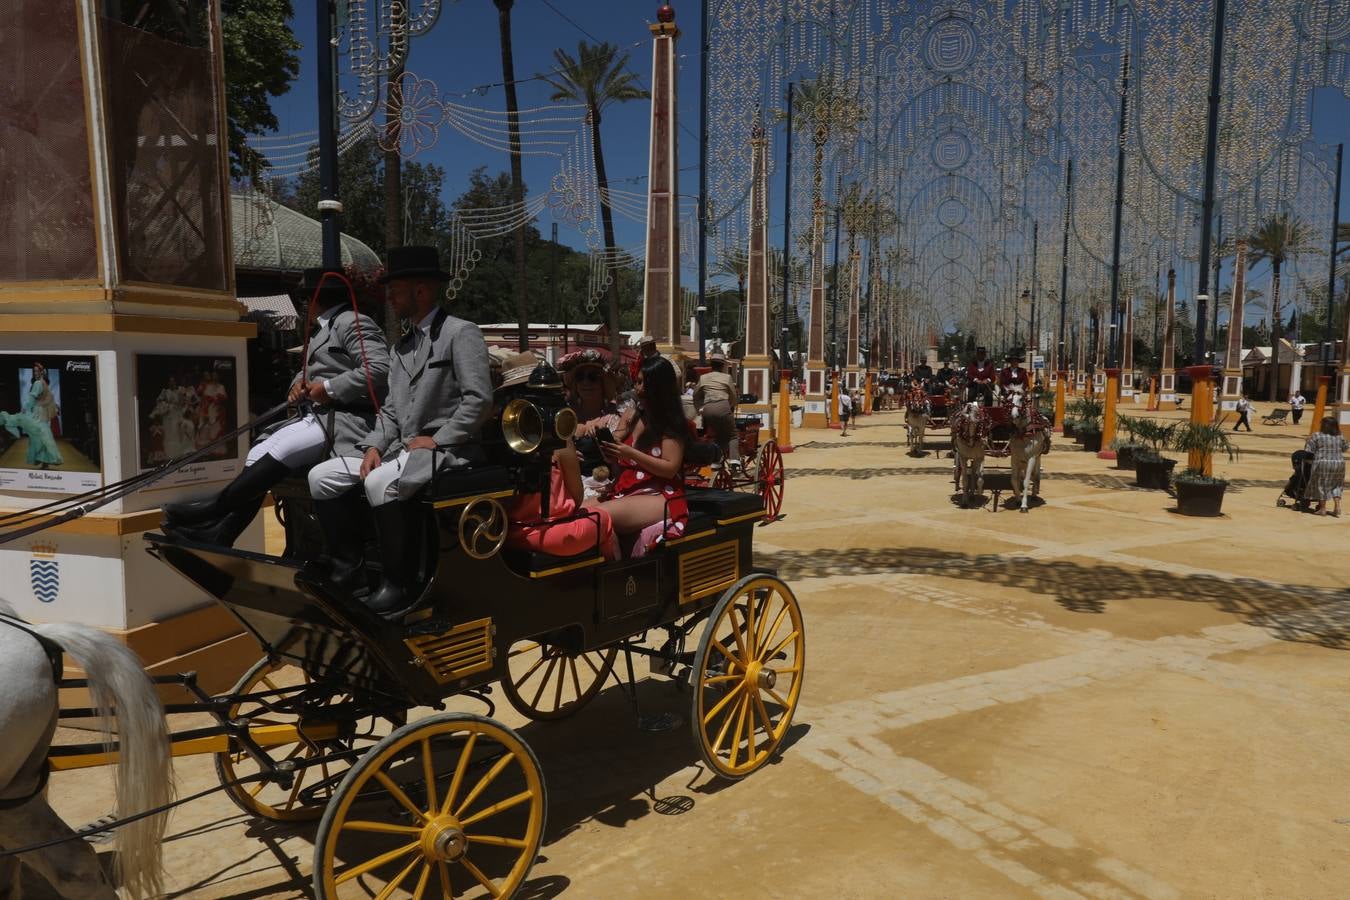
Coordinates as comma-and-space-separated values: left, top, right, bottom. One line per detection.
965, 346, 996, 406
162, 268, 390, 547
307, 246, 494, 619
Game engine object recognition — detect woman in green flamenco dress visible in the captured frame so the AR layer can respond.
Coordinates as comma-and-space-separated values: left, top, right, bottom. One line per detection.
13, 362, 64, 468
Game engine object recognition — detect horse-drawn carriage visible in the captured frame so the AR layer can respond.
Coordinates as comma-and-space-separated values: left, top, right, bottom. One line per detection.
688, 414, 785, 523
18, 376, 804, 899
949, 388, 1049, 512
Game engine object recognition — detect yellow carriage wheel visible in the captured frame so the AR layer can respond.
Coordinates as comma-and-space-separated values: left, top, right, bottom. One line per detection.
691, 575, 805, 780
314, 713, 546, 900
500, 641, 618, 721
214, 657, 397, 822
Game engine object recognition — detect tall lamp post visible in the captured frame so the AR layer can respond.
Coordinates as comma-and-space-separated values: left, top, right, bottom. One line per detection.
696, 305, 707, 364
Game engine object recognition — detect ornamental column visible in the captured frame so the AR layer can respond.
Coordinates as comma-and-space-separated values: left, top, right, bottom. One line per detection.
801, 199, 829, 427
845, 249, 862, 393
1121, 297, 1137, 402
0, 0, 253, 685
1219, 239, 1248, 411
1333, 288, 1350, 435
641, 4, 682, 355
1158, 267, 1179, 409
740, 115, 773, 427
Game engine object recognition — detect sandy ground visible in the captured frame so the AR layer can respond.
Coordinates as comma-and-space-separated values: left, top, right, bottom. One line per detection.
34, 398, 1350, 899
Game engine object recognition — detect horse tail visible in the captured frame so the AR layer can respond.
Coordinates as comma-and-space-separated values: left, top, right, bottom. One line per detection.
34, 621, 172, 900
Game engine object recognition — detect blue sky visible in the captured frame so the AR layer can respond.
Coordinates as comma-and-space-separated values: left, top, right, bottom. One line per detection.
269, 2, 1350, 321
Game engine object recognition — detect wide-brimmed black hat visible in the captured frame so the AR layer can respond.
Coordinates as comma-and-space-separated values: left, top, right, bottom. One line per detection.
1006, 348, 1026, 362
297, 267, 353, 309
379, 245, 452, 284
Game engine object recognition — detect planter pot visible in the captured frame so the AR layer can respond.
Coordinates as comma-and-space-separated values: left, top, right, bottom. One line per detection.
1114, 446, 1137, 470
1081, 432, 1103, 453
1063, 422, 1077, 438
1175, 479, 1227, 516
1134, 456, 1177, 490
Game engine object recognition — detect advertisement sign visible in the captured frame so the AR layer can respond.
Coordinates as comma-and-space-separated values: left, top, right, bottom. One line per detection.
0, 355, 102, 495
135, 354, 243, 487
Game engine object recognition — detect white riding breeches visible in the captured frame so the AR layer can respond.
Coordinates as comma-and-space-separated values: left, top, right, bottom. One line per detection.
307, 451, 410, 507
247, 414, 329, 469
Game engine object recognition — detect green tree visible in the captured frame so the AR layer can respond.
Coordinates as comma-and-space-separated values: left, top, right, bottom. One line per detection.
220, 0, 301, 178
545, 41, 649, 355
289, 134, 451, 261
1247, 212, 1320, 400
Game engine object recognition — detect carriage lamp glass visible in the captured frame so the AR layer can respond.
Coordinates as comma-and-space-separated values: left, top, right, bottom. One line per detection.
502, 398, 544, 454
553, 406, 578, 442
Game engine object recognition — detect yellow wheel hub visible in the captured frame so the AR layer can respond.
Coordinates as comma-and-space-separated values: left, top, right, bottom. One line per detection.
419, 815, 468, 862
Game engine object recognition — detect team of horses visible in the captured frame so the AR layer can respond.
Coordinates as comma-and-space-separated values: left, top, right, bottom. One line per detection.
905, 380, 1050, 512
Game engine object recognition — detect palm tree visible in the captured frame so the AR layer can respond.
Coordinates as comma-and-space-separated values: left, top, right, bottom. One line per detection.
493, 0, 529, 350
546, 42, 649, 355
781, 77, 864, 206
1247, 212, 1320, 400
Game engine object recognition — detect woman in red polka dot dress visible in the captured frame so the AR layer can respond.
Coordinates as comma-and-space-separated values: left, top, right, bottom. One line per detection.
588, 354, 689, 550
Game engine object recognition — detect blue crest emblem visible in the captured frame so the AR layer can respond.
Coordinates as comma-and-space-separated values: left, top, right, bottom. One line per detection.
29, 544, 59, 604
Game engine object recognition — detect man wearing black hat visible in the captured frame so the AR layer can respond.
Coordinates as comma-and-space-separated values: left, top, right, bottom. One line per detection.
308, 246, 494, 618
966, 346, 996, 405
162, 268, 391, 546
999, 350, 1030, 392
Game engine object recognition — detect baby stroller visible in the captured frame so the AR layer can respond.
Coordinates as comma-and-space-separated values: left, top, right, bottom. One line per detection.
1277, 450, 1313, 510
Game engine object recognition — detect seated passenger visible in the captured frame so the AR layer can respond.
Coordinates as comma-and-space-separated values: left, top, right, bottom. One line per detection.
506, 438, 620, 562
162, 268, 390, 547
559, 349, 625, 438
585, 354, 689, 552
307, 246, 493, 619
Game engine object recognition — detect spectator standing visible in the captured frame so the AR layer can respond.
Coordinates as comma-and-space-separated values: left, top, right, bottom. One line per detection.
1233, 395, 1253, 432
839, 389, 853, 436
1290, 390, 1306, 426
1303, 416, 1347, 517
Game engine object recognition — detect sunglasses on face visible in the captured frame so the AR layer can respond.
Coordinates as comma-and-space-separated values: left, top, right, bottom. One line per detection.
576, 369, 602, 383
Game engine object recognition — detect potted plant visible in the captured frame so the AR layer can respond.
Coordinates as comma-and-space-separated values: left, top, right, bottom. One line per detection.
1070, 399, 1104, 452
1132, 419, 1177, 489
1063, 417, 1079, 438
1111, 415, 1146, 470
1169, 422, 1239, 516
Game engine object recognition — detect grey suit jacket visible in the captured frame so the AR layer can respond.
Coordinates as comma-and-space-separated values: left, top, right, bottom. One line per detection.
286, 309, 391, 458
357, 308, 493, 499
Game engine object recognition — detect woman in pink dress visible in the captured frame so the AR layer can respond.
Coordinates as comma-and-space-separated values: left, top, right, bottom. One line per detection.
506, 438, 619, 560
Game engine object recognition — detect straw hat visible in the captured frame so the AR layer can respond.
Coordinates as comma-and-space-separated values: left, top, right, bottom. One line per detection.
557, 348, 620, 396
498, 352, 543, 390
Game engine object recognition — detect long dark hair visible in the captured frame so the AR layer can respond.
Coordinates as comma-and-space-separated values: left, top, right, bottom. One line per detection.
636, 355, 687, 450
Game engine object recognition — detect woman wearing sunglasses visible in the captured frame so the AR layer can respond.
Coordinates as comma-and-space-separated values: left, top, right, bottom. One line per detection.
558, 349, 628, 439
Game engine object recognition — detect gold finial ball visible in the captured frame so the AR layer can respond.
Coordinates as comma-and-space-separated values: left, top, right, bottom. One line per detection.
656, 4, 675, 23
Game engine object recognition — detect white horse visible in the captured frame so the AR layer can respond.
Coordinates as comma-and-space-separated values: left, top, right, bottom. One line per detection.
0, 599, 171, 900
950, 400, 987, 506
904, 390, 930, 455
1004, 388, 1050, 512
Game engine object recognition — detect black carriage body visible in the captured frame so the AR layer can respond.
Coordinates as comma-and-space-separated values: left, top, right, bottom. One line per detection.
148, 486, 763, 710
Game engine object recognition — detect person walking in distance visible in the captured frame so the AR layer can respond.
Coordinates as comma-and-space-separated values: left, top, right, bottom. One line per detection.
839, 388, 852, 437
1290, 389, 1306, 426
1233, 394, 1253, 432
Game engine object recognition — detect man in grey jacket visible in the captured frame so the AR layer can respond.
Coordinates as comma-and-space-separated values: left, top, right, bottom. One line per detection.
308, 246, 493, 617
163, 269, 390, 546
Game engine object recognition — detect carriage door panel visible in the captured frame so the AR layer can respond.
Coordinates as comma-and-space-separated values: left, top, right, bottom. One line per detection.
599, 559, 661, 622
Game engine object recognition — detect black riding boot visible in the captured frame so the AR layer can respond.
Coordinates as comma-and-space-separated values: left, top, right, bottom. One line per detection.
314, 494, 368, 592
362, 501, 425, 619
163, 455, 290, 526
162, 455, 290, 547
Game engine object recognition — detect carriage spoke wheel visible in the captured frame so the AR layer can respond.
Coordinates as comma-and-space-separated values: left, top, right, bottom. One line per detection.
501, 641, 618, 721
757, 441, 785, 522
316, 714, 546, 900
691, 575, 804, 780
215, 657, 397, 822
712, 465, 735, 491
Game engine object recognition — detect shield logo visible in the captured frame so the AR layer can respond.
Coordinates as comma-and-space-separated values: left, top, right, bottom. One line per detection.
624, 576, 637, 598
29, 544, 59, 604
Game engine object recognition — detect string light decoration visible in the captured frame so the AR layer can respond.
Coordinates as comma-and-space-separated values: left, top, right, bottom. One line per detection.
703, 0, 1350, 350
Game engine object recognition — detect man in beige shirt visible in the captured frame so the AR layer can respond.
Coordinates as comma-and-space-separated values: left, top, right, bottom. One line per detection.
694, 354, 740, 469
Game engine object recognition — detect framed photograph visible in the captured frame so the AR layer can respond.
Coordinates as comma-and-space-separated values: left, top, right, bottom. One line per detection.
0, 355, 102, 495
135, 355, 242, 486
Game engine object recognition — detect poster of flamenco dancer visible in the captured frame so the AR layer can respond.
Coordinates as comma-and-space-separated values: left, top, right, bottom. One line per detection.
135, 354, 242, 487
0, 354, 102, 495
